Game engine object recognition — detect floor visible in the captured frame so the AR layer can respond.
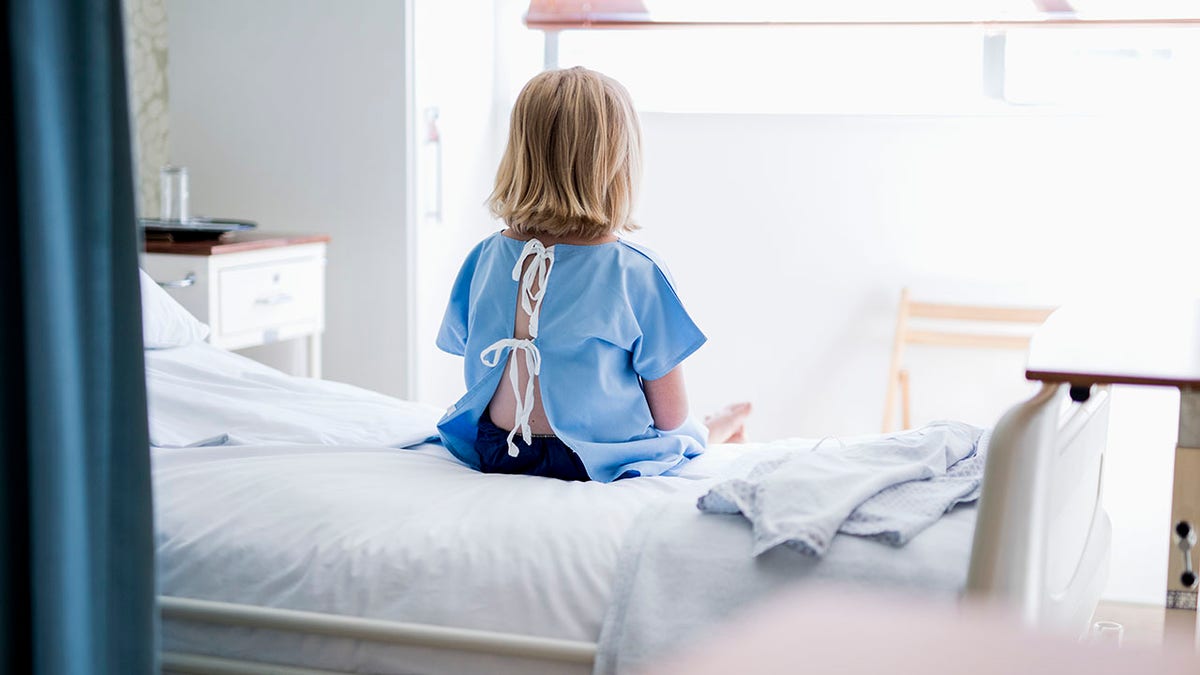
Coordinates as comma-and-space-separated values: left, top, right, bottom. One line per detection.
1090, 601, 1196, 649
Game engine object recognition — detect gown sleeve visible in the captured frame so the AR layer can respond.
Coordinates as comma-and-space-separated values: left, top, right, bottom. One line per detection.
629, 263, 707, 381
435, 244, 482, 357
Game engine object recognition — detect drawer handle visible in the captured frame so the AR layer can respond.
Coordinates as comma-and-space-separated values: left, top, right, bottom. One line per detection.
255, 293, 294, 306
157, 273, 196, 289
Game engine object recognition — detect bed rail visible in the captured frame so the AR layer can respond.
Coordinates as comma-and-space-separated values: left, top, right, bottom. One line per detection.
966, 381, 1112, 633
159, 595, 597, 673
162, 651, 347, 675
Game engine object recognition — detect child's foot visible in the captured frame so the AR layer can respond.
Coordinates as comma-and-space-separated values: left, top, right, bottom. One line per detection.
705, 402, 752, 444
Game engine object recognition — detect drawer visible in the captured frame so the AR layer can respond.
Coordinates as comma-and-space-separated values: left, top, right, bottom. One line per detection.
217, 257, 324, 336
141, 256, 212, 322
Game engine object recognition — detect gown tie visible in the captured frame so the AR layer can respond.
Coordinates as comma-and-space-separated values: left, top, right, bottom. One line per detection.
480, 238, 555, 457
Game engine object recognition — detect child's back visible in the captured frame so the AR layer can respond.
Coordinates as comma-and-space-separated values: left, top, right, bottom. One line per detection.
437, 229, 707, 483
435, 67, 722, 483
485, 230, 618, 437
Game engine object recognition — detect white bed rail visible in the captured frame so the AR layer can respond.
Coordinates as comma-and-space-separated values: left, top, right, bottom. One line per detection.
159, 595, 597, 672
967, 381, 1112, 633
162, 651, 348, 675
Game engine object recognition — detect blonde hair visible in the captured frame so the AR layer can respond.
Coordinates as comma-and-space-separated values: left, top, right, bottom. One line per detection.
488, 67, 642, 238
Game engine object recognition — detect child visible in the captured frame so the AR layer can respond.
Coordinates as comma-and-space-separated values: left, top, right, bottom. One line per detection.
436, 67, 749, 483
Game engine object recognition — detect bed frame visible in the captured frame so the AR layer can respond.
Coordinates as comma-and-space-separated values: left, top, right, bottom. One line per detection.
967, 381, 1112, 632
160, 381, 1112, 674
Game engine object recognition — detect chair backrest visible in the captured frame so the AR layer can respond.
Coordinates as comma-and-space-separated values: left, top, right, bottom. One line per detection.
882, 288, 1056, 432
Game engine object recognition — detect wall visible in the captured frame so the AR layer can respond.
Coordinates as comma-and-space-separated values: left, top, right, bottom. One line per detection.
632, 111, 1200, 436
165, 0, 413, 397
123, 0, 170, 218
631, 111, 1199, 605
411, 0, 505, 408
410, 0, 548, 408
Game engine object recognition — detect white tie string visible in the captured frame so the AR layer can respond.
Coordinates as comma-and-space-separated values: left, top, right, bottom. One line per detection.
511, 238, 555, 338
480, 339, 542, 457
478, 238, 556, 458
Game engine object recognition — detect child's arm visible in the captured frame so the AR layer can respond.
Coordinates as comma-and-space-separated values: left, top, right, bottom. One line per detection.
643, 366, 689, 431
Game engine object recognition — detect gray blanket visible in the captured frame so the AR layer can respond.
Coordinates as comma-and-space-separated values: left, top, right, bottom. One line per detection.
594, 430, 983, 674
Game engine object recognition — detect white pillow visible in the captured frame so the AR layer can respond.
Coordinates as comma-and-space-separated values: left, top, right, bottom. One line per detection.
140, 269, 210, 349
145, 341, 443, 448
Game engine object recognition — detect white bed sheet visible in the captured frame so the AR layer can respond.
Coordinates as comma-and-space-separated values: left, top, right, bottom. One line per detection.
155, 440, 744, 674
149, 343, 972, 674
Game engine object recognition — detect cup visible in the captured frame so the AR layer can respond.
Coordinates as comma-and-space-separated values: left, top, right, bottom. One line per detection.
1090, 620, 1124, 647
160, 165, 189, 223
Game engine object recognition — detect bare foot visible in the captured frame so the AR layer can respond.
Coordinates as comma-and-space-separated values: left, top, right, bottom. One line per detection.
705, 402, 752, 444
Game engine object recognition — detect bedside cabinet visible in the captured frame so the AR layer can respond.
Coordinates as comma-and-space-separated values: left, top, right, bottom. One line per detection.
142, 233, 330, 377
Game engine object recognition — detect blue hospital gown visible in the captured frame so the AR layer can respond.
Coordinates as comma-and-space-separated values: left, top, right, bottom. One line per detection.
436, 231, 709, 483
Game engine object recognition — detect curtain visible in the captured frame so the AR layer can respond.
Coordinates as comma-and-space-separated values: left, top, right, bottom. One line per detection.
1, 0, 156, 673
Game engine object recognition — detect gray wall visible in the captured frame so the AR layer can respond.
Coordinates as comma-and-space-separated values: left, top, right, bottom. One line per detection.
166, 0, 413, 397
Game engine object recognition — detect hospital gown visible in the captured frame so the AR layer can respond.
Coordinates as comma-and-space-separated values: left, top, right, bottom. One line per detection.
436, 231, 708, 483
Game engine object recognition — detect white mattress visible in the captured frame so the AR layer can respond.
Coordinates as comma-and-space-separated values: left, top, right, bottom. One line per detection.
149, 344, 973, 674
150, 343, 749, 673
156, 442, 752, 674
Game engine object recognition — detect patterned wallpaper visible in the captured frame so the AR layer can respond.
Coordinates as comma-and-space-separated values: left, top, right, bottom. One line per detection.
123, 0, 170, 218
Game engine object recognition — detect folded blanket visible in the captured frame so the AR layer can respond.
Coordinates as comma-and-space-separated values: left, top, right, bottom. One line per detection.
697, 421, 986, 556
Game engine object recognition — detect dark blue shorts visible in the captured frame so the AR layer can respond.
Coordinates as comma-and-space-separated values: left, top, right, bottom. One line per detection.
475, 415, 591, 482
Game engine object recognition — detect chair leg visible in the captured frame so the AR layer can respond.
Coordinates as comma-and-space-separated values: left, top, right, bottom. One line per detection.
882, 288, 911, 433
883, 372, 898, 433
899, 368, 912, 430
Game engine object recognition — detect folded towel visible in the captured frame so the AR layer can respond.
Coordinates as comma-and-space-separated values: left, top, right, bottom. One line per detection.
697, 421, 985, 556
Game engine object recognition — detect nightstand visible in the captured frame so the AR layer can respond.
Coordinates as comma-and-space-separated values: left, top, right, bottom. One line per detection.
142, 233, 330, 377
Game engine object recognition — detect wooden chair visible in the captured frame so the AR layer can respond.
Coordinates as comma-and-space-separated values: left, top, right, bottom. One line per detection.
882, 288, 1056, 432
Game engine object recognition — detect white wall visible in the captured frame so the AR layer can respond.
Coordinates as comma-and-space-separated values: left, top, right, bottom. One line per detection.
630, 111, 1199, 605
411, 0, 504, 408
166, 0, 413, 397
410, 0, 545, 408
632, 111, 1200, 438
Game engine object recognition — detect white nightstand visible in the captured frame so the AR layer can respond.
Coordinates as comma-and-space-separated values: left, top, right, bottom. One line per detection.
142, 233, 329, 377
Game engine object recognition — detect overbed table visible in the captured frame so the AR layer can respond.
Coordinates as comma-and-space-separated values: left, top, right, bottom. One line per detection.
1024, 299, 1200, 645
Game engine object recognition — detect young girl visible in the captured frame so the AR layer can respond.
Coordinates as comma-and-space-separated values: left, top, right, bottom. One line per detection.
436, 67, 749, 483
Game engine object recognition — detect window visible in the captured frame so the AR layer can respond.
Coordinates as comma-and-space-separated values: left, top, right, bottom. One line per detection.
536, 1, 1200, 114
557, 26, 989, 114
1004, 27, 1200, 109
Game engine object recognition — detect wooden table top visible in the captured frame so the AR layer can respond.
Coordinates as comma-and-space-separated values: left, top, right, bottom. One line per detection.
143, 232, 330, 256
1026, 298, 1200, 388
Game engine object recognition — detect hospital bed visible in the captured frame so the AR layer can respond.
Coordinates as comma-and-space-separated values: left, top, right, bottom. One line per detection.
144, 283, 1111, 674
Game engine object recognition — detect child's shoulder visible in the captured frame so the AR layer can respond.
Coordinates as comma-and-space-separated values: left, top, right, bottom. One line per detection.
616, 238, 665, 266
458, 230, 512, 265
473, 229, 509, 253
615, 239, 679, 288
